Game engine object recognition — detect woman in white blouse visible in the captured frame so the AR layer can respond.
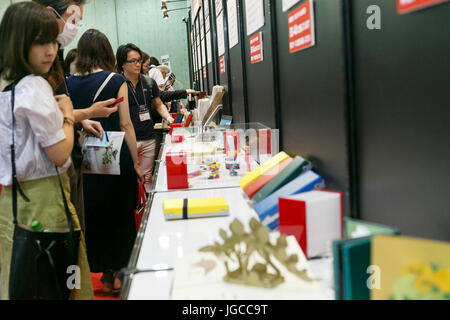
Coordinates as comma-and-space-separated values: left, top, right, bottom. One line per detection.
0, 2, 94, 300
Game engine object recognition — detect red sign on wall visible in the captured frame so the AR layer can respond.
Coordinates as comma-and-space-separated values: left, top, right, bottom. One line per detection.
203, 67, 206, 79
250, 32, 263, 64
288, 0, 315, 54
397, 0, 448, 14
220, 56, 225, 74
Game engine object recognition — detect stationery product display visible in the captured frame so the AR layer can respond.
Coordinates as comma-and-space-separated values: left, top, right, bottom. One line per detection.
243, 157, 293, 200
199, 218, 313, 288
258, 128, 271, 155
81, 131, 125, 175
224, 131, 240, 156
197, 98, 210, 122
371, 235, 450, 300
188, 170, 202, 178
166, 152, 188, 190
238, 151, 290, 189
163, 197, 229, 220
203, 87, 225, 128
220, 115, 232, 127
169, 123, 183, 135
252, 156, 312, 203
344, 217, 400, 239
171, 134, 184, 143
208, 162, 220, 179
172, 234, 326, 299
184, 112, 193, 127
333, 219, 400, 300
278, 190, 343, 259
253, 170, 324, 230
229, 163, 239, 176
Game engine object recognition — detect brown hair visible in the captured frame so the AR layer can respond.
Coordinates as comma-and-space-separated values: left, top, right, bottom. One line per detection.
0, 1, 63, 87
76, 29, 116, 75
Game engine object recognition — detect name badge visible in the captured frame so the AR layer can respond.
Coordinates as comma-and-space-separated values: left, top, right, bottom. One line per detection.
138, 105, 151, 122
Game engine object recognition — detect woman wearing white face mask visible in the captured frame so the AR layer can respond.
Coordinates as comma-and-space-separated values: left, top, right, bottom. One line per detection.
33, 0, 121, 240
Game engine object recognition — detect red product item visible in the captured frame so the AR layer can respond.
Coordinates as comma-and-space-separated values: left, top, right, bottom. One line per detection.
166, 152, 188, 190
243, 157, 292, 199
223, 131, 240, 155
258, 129, 271, 155
170, 113, 178, 119
134, 182, 146, 232
184, 113, 193, 127
170, 123, 183, 135
278, 190, 343, 259
171, 135, 184, 143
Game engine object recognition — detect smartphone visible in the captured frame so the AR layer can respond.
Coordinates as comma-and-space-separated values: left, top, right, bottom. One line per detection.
110, 96, 124, 107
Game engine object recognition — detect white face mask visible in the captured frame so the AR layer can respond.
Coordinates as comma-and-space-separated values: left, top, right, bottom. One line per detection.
53, 9, 82, 49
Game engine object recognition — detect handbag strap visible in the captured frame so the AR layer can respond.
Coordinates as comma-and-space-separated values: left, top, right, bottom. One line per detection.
93, 72, 115, 103
10, 84, 75, 232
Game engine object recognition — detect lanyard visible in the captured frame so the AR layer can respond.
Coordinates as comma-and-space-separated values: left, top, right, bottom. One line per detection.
127, 75, 147, 107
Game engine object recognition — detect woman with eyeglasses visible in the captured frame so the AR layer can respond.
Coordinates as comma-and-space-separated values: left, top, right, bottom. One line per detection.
66, 30, 144, 296
116, 43, 174, 192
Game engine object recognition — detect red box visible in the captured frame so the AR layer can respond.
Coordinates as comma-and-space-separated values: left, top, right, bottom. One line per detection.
170, 123, 183, 135
171, 135, 184, 143
278, 190, 343, 259
166, 152, 188, 190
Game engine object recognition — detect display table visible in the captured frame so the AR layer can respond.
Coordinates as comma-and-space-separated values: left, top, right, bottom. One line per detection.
121, 132, 335, 300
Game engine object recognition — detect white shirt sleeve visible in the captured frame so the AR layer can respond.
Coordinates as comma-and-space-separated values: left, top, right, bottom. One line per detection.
149, 68, 165, 87
15, 76, 66, 148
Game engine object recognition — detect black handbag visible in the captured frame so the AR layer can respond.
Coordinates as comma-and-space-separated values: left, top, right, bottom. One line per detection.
8, 83, 81, 300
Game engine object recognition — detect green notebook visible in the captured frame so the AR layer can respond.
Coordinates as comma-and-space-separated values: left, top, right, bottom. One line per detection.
333, 219, 400, 300
344, 217, 400, 239
252, 156, 311, 203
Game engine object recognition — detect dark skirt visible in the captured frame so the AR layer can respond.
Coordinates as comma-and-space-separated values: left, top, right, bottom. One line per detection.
83, 143, 138, 273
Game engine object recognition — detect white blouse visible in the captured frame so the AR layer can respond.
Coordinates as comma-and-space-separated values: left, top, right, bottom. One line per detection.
0, 75, 71, 186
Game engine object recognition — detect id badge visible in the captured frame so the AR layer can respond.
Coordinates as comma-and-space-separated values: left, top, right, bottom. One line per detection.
139, 105, 151, 122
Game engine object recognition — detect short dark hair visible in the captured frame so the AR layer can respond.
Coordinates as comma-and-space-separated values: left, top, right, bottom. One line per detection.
149, 57, 160, 67
0, 2, 62, 86
33, 0, 86, 16
116, 43, 142, 73
76, 29, 116, 75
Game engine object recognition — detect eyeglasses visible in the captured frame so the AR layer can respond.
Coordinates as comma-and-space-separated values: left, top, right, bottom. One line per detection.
126, 59, 142, 65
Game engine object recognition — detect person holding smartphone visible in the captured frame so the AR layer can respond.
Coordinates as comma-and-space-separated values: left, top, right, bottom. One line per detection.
33, 0, 120, 236
67, 30, 144, 296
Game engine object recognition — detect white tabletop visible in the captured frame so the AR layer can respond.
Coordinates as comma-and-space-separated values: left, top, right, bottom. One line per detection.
124, 134, 335, 300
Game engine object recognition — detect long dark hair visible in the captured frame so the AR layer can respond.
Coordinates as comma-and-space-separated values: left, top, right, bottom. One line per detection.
0, 1, 63, 86
76, 29, 116, 75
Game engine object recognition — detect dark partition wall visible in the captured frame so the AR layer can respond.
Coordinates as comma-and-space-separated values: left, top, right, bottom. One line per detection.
227, 0, 247, 124
274, 0, 352, 215
350, 0, 450, 241
242, 0, 276, 128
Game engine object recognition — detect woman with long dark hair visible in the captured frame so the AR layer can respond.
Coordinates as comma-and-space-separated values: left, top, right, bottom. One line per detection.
67, 29, 144, 295
0, 1, 93, 300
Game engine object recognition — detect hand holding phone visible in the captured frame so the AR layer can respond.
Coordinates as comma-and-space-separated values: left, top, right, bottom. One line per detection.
110, 97, 124, 107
